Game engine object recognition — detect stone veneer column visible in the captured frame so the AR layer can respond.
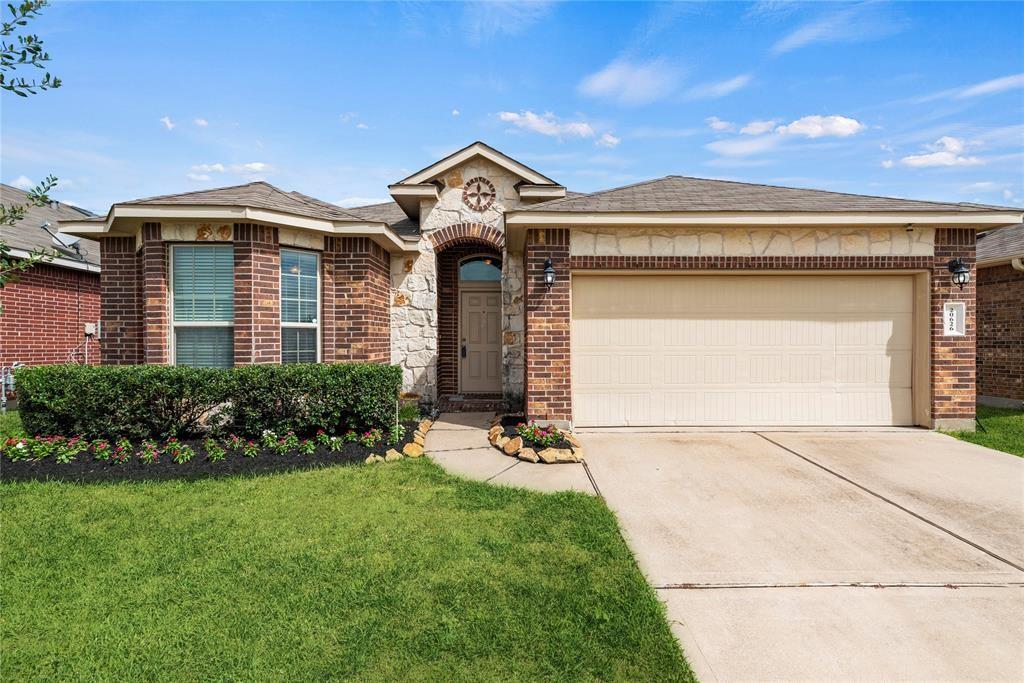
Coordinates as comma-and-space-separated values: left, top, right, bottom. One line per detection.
233, 223, 280, 364
931, 227, 976, 429
99, 235, 143, 364
325, 236, 390, 362
524, 228, 571, 426
140, 222, 169, 364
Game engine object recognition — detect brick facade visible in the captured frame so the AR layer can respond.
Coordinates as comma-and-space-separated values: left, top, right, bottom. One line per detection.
99, 236, 143, 365
977, 262, 1024, 403
233, 223, 281, 365
436, 241, 502, 396
0, 262, 100, 367
524, 228, 571, 424
324, 236, 390, 363
931, 228, 976, 427
140, 223, 169, 364
428, 222, 505, 250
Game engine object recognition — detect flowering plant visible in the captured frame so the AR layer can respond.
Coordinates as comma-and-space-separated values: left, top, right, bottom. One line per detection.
139, 440, 161, 464
261, 430, 278, 449
297, 438, 316, 457
112, 439, 132, 464
388, 424, 405, 445
328, 436, 345, 451
515, 421, 563, 449
242, 440, 259, 458
91, 439, 112, 461
315, 429, 332, 447
225, 433, 244, 451
343, 430, 358, 444
359, 428, 382, 448
203, 437, 226, 463
2, 437, 29, 461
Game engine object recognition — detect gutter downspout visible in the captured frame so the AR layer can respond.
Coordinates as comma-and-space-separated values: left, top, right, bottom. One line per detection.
1011, 258, 1024, 272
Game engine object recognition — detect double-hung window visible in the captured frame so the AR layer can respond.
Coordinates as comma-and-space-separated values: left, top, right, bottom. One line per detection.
280, 249, 319, 363
170, 245, 235, 367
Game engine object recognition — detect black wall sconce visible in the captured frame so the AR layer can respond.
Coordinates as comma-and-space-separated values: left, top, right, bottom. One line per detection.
946, 258, 970, 290
543, 258, 556, 290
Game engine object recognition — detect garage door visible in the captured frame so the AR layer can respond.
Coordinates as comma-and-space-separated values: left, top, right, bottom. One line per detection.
571, 274, 914, 427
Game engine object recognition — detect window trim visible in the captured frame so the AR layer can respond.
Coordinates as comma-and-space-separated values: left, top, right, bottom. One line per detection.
167, 243, 235, 367
279, 247, 321, 363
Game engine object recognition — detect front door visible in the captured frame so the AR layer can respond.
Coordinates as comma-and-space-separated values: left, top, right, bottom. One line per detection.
460, 289, 502, 393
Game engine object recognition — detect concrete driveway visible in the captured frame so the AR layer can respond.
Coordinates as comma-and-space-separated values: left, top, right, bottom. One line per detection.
582, 429, 1024, 682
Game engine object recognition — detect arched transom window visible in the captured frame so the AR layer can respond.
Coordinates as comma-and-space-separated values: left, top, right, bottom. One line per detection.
459, 255, 502, 282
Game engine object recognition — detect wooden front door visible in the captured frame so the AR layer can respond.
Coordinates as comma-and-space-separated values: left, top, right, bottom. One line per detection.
460, 288, 502, 393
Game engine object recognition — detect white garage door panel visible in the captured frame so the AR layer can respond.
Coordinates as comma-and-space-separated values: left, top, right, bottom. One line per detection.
572, 275, 914, 427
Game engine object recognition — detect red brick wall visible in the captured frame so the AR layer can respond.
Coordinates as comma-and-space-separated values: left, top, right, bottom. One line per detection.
524, 228, 571, 423
140, 223, 169, 364
0, 261, 100, 367
99, 236, 143, 365
436, 242, 502, 396
233, 223, 280, 364
931, 228, 976, 426
324, 236, 390, 363
977, 262, 1024, 402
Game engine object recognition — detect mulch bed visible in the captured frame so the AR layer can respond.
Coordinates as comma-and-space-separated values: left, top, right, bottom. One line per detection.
498, 414, 574, 451
0, 421, 421, 484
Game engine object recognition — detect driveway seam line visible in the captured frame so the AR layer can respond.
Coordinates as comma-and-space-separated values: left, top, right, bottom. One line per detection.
582, 461, 603, 498
654, 581, 1024, 590
755, 432, 1024, 574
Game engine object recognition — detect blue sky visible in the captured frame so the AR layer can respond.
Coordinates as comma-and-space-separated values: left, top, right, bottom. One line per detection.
2, 1, 1022, 214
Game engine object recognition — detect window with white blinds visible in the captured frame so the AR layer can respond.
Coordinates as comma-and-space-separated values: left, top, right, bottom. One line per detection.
170, 245, 234, 368
280, 249, 319, 363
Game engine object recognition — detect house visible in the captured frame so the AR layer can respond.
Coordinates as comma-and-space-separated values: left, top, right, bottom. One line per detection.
976, 223, 1024, 409
0, 183, 101, 369
59, 142, 1023, 430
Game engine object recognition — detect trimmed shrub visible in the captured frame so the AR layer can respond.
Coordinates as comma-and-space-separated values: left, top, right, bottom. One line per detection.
15, 363, 402, 440
224, 364, 402, 437
16, 365, 232, 441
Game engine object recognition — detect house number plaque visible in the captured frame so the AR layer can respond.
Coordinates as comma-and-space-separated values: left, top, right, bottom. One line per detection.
943, 301, 965, 336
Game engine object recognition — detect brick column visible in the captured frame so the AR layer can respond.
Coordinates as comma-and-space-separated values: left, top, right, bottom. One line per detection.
931, 228, 976, 430
233, 223, 280, 364
99, 236, 143, 364
524, 228, 571, 426
324, 236, 390, 362
140, 222, 168, 364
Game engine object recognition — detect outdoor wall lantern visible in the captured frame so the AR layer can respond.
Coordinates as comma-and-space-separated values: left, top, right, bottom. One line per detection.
543, 258, 556, 290
946, 258, 970, 290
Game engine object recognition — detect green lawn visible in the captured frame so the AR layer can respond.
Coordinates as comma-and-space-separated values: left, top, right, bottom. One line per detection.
0, 409, 23, 438
947, 405, 1024, 457
1, 459, 692, 681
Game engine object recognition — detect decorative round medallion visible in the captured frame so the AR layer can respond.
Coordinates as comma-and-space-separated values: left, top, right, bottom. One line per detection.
462, 176, 496, 212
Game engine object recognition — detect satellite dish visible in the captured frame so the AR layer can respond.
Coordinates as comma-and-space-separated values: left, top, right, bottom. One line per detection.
51, 232, 82, 256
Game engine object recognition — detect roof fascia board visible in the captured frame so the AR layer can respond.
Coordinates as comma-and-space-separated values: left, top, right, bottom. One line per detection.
399, 143, 555, 185
6, 247, 100, 272
518, 185, 567, 199
505, 211, 1024, 227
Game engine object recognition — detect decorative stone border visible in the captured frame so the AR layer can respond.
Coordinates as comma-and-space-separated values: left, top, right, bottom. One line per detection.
486, 416, 584, 464
364, 419, 432, 464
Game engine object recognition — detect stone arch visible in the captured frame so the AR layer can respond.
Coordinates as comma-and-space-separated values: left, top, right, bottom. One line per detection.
429, 222, 504, 252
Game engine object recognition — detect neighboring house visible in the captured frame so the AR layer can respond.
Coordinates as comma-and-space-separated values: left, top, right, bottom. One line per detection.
0, 183, 101, 368
976, 223, 1024, 408
60, 142, 1023, 430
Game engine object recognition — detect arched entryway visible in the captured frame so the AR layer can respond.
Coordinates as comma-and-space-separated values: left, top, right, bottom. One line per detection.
434, 236, 503, 402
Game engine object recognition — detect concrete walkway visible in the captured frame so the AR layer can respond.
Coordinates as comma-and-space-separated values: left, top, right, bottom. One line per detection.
424, 412, 596, 494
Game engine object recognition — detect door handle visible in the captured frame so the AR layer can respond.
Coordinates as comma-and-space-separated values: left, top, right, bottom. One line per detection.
460, 344, 467, 358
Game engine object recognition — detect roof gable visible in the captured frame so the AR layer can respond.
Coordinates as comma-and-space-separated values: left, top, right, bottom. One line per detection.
396, 141, 559, 186
977, 223, 1024, 265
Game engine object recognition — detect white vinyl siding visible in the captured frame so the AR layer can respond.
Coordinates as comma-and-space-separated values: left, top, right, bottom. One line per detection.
280, 249, 319, 363
170, 245, 234, 368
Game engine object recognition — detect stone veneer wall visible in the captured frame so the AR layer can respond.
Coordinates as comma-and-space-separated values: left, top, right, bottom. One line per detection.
390, 158, 528, 404
571, 227, 936, 257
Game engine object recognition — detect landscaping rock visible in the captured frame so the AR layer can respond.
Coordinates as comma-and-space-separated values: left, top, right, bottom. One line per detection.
554, 448, 577, 463
502, 436, 523, 456
537, 448, 559, 464
385, 449, 403, 462
518, 448, 539, 463
403, 442, 424, 458
495, 435, 510, 449
565, 433, 583, 449
365, 454, 385, 464
418, 419, 433, 433
488, 425, 503, 440
570, 448, 585, 462
413, 433, 425, 446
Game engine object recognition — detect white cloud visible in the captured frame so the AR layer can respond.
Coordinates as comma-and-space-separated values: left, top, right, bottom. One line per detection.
897, 136, 983, 168
706, 135, 781, 157
705, 116, 734, 132
956, 73, 1024, 99
881, 159, 895, 169
578, 58, 681, 105
452, 108, 460, 117
191, 163, 225, 173
740, 119, 777, 135
339, 112, 358, 124
771, 2, 905, 55
356, 123, 369, 130
334, 196, 388, 208
233, 162, 270, 173
193, 118, 209, 127
463, 0, 552, 44
187, 173, 211, 181
686, 74, 752, 100
775, 115, 865, 138
595, 133, 621, 148
10, 175, 34, 190
497, 110, 595, 139
159, 116, 176, 130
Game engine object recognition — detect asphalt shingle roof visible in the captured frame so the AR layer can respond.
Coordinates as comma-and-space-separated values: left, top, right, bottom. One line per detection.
977, 223, 1024, 264
120, 181, 369, 222
0, 183, 100, 267
519, 176, 1022, 214
345, 201, 420, 239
